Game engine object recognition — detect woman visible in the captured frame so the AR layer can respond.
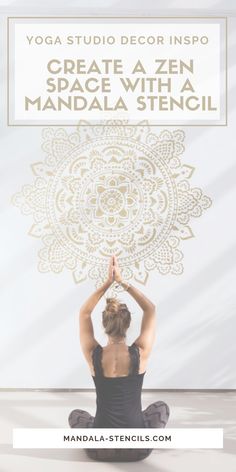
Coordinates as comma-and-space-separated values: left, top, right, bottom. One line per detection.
68, 255, 170, 462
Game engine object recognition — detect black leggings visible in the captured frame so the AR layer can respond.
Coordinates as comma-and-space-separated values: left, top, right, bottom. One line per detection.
68, 400, 170, 462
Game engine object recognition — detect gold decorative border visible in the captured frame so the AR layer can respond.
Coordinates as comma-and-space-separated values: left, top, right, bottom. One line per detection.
7, 16, 228, 127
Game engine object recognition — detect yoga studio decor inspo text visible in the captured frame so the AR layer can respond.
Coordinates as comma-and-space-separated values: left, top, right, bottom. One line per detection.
8, 18, 226, 125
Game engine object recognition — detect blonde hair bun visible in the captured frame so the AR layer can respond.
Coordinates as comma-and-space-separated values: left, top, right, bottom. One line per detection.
105, 297, 120, 314
102, 297, 131, 337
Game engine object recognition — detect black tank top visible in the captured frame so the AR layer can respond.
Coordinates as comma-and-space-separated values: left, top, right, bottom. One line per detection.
91, 342, 146, 428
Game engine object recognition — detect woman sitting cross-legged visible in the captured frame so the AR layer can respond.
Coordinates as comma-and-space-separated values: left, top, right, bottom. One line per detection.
68, 255, 170, 462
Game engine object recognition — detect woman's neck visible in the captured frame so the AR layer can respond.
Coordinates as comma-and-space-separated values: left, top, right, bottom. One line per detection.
107, 337, 126, 345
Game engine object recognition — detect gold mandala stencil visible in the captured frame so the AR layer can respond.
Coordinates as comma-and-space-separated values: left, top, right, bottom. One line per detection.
11, 120, 212, 293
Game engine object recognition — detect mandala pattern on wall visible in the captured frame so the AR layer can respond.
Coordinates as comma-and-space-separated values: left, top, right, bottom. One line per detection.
11, 120, 212, 292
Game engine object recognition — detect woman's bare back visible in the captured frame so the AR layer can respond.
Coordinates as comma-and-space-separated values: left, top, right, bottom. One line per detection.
89, 343, 148, 377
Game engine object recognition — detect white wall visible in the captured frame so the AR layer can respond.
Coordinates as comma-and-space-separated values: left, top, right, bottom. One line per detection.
0, 0, 236, 389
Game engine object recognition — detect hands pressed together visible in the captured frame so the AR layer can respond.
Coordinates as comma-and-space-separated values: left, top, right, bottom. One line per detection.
107, 255, 122, 285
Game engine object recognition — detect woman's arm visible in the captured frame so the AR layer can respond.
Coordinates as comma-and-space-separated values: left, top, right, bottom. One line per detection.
79, 256, 114, 357
119, 281, 155, 313
80, 279, 112, 316
113, 255, 156, 356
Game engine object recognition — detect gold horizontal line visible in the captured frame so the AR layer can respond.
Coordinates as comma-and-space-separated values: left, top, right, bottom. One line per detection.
7, 17, 228, 19
7, 124, 228, 127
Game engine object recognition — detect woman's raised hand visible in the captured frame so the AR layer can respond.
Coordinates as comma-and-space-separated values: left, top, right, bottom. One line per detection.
107, 255, 115, 284
113, 255, 122, 283
106, 254, 123, 285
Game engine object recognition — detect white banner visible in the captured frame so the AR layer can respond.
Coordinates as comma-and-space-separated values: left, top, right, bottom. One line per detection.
13, 428, 223, 449
8, 17, 227, 125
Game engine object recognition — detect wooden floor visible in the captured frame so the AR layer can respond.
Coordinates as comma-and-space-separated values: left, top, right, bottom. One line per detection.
0, 390, 236, 471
